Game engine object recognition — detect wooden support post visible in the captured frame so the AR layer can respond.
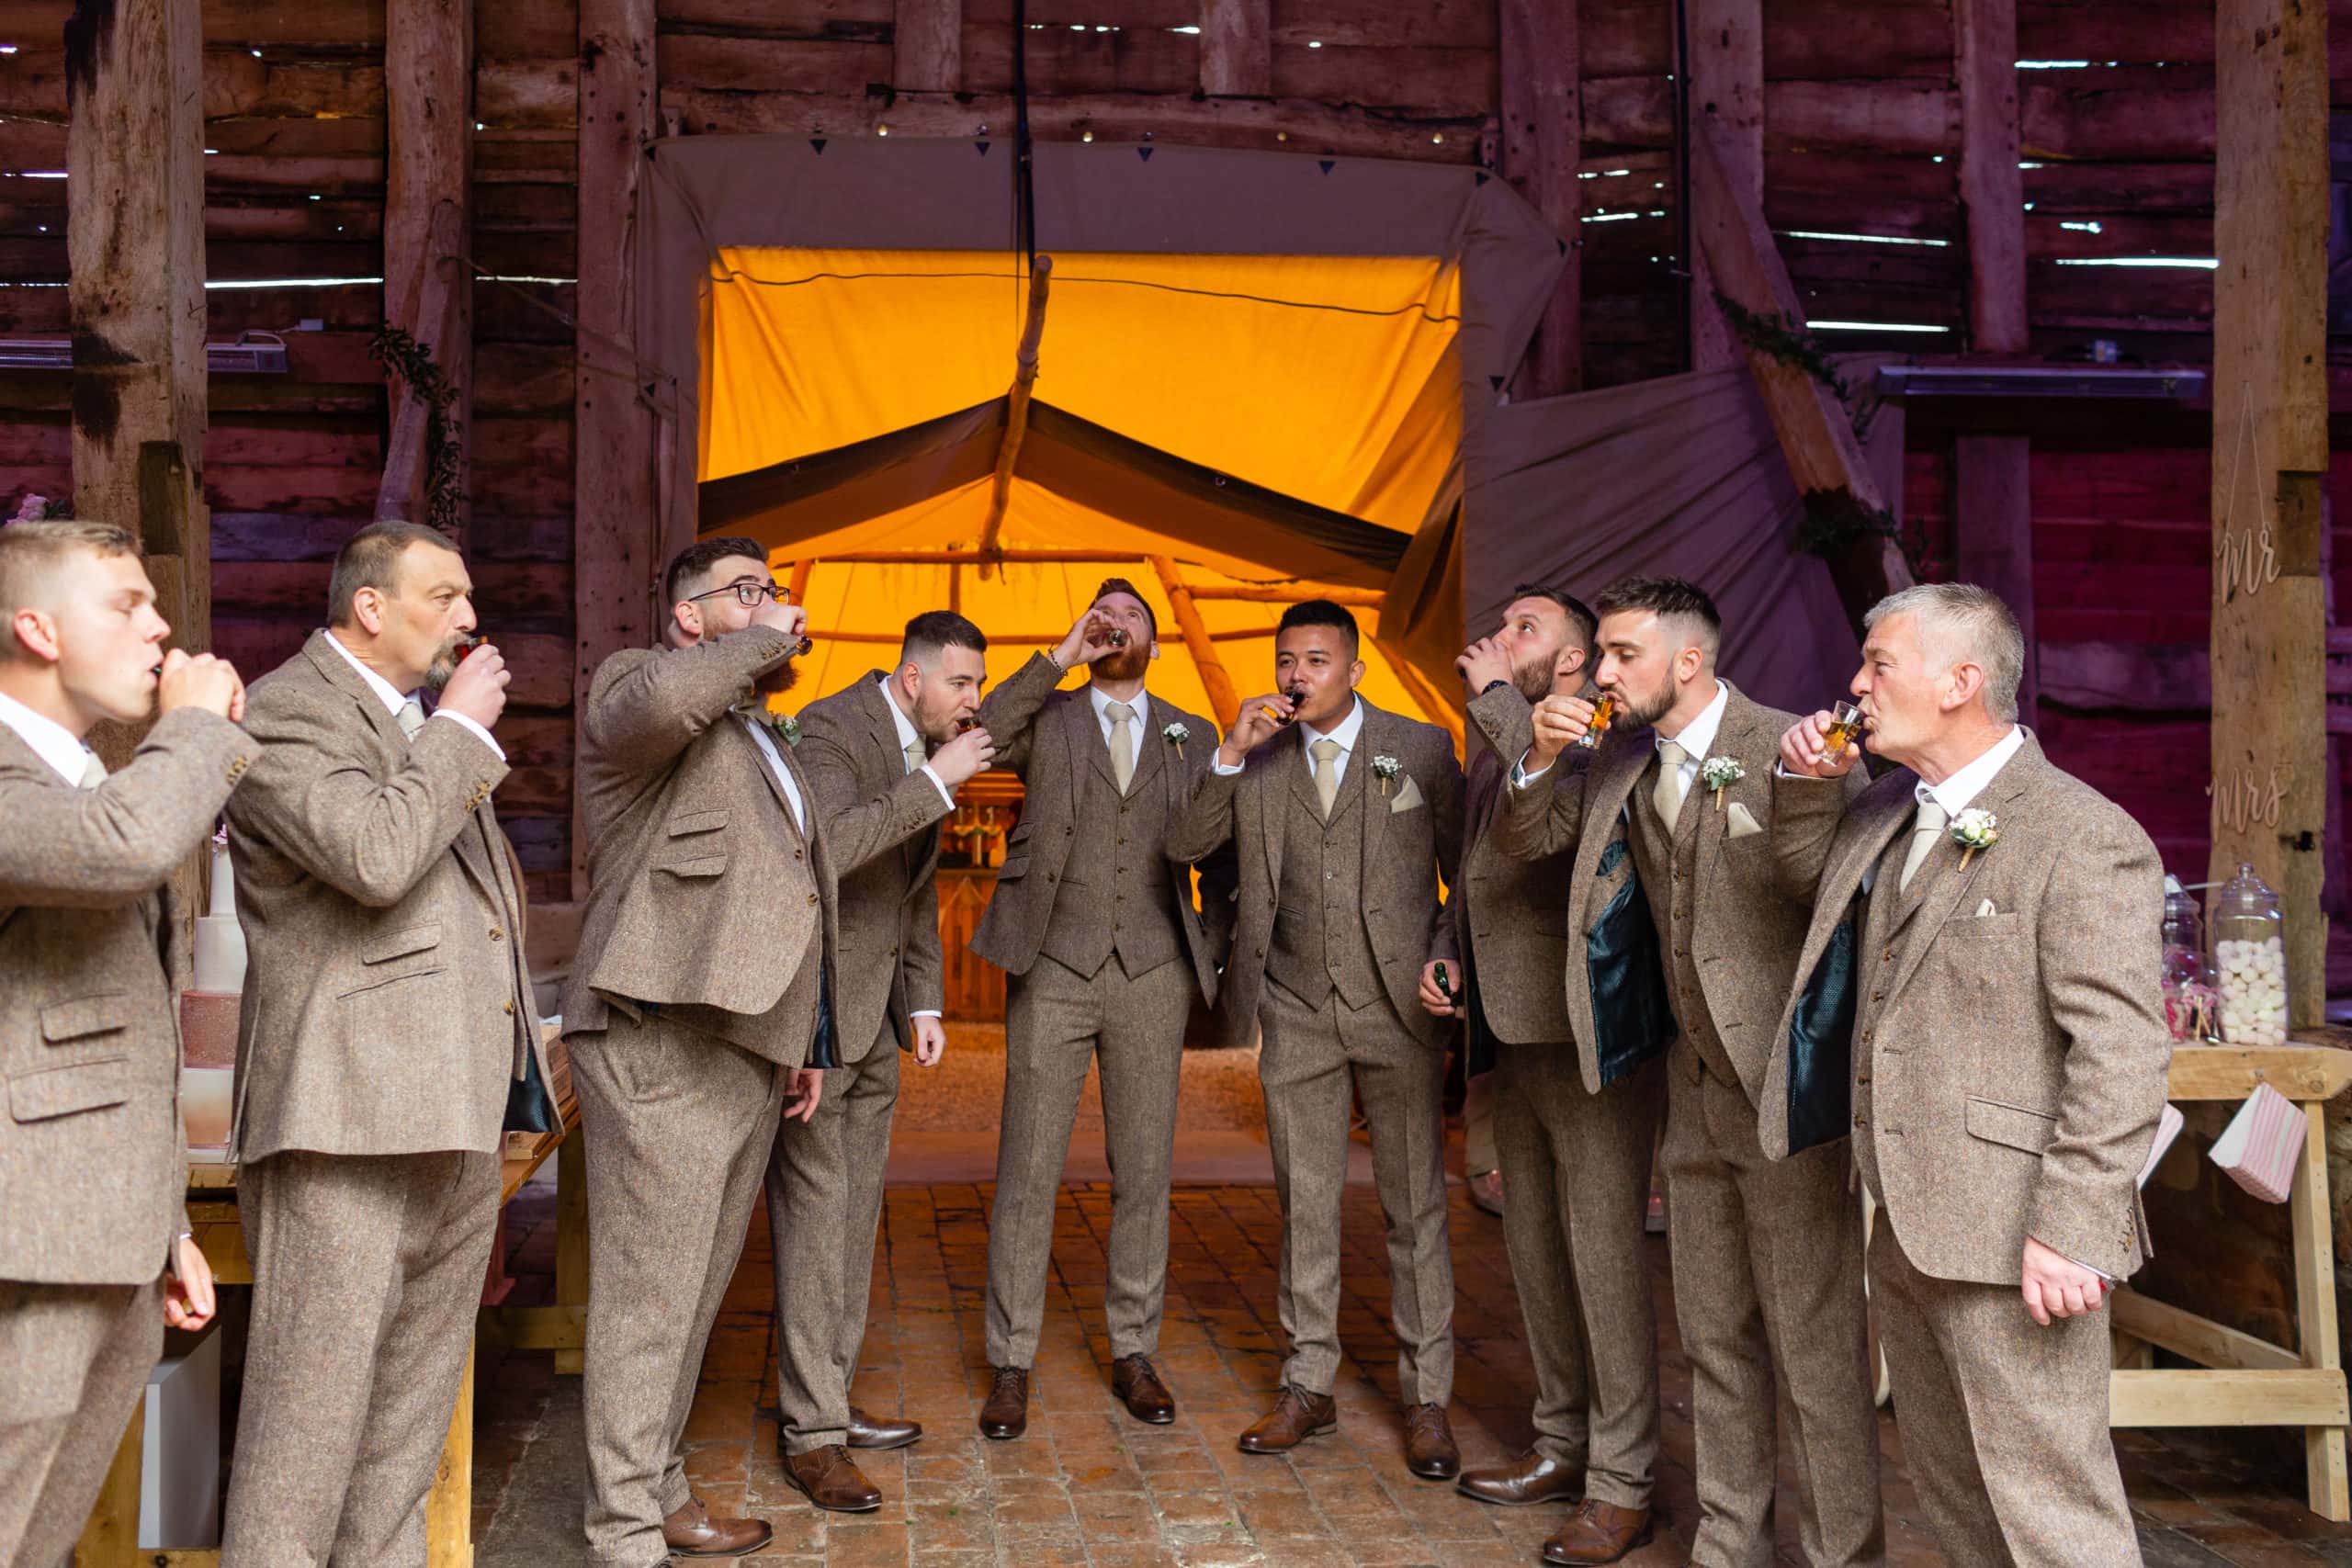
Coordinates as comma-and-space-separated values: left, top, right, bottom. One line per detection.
1498, 0, 1580, 397
378, 200, 466, 528
555, 1122, 589, 1374
424, 1341, 476, 1563
977, 257, 1054, 579
1956, 0, 2027, 355
1200, 0, 1271, 98
893, 0, 961, 92
1955, 434, 2038, 727
384, 0, 474, 542
1147, 555, 1240, 730
2210, 0, 2329, 1032
1682, 0, 1762, 374
574, 0, 660, 899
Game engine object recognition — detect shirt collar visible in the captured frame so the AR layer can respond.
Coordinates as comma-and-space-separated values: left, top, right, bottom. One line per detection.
1919, 724, 2026, 817
1657, 679, 1729, 763
323, 629, 413, 716
1088, 682, 1148, 730
0, 688, 94, 786
876, 672, 921, 752
1299, 696, 1365, 755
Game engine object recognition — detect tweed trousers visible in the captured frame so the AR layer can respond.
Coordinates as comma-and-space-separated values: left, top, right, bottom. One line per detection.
1260, 977, 1453, 1406
223, 1148, 501, 1567
0, 1276, 162, 1568
769, 1013, 900, 1453
1868, 1221, 2138, 1566
572, 1012, 786, 1568
1659, 1040, 1884, 1568
1494, 1043, 1665, 1509
985, 952, 1193, 1370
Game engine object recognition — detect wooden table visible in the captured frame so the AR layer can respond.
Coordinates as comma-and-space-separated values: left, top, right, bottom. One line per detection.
74, 1098, 587, 1566
2110, 1040, 2352, 1522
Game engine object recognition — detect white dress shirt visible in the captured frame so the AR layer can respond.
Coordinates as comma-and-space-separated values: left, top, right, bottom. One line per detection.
323, 629, 504, 761
738, 711, 808, 834
1088, 683, 1151, 778
0, 688, 95, 785
1856, 722, 2026, 897
876, 674, 956, 810
1213, 695, 1364, 780
1514, 680, 1730, 790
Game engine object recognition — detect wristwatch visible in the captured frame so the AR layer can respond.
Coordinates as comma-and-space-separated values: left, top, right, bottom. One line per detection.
1480, 679, 1511, 698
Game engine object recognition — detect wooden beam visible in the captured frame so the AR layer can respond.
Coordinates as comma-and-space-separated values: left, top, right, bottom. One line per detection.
1686, 112, 1914, 621
1954, 434, 2037, 726
573, 0, 659, 899
2210, 0, 2328, 1032
2111, 1289, 2302, 1373
1683, 0, 1762, 373
892, 0, 960, 92
1200, 0, 1271, 98
1955, 0, 2027, 354
72, 1396, 143, 1562
977, 256, 1054, 579
1148, 555, 1241, 730
1498, 0, 1580, 396
423, 1341, 474, 1560
831, 550, 1147, 566
1186, 586, 1385, 606
376, 198, 465, 528
2109, 1368, 2350, 1427
2166, 1041, 2352, 1102
383, 0, 473, 542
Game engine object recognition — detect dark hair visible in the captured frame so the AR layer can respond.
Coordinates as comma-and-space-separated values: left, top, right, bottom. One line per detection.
327, 521, 460, 627
1091, 576, 1158, 641
1593, 574, 1721, 652
664, 536, 770, 609
1277, 598, 1360, 656
900, 609, 988, 665
1507, 582, 1599, 663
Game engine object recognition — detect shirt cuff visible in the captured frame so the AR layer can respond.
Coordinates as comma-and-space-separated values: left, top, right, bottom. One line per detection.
1510, 750, 1553, 789
432, 709, 506, 761
919, 762, 954, 807
1212, 758, 1244, 776
2035, 1235, 2115, 1284
910, 1010, 941, 1020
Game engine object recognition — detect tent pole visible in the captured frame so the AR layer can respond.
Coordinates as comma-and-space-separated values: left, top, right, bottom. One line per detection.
1148, 555, 1242, 730
978, 254, 1056, 579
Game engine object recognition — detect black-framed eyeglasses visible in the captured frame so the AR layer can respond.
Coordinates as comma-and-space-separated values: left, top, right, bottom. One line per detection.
687, 581, 791, 609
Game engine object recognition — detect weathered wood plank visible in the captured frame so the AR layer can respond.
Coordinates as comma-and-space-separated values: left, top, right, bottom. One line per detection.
385, 0, 473, 536
661, 0, 893, 30
1270, 44, 1494, 112
2021, 65, 2215, 161
0, 48, 383, 121
2018, 1, 2217, 65
479, 58, 579, 128
892, 0, 959, 91
1763, 0, 1953, 81
962, 23, 1198, 96
1688, 0, 1763, 372
656, 31, 891, 92
1499, 0, 1580, 395
479, 0, 576, 59
1274, 0, 1495, 51
1201, 0, 1271, 97
1957, 0, 2026, 354
1955, 434, 2037, 724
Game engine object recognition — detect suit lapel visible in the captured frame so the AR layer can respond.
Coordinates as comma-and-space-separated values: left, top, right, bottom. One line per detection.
1126, 699, 1166, 798
735, 716, 808, 840
304, 629, 410, 753
863, 674, 918, 877
1356, 704, 1389, 863
1064, 691, 1102, 807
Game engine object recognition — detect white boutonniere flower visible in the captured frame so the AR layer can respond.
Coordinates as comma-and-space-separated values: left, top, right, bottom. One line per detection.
769, 713, 802, 748
1371, 754, 1403, 798
1162, 721, 1191, 760
1701, 755, 1746, 812
1949, 807, 1998, 870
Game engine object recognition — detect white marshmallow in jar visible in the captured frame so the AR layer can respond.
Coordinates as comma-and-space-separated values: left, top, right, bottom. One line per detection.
2209, 862, 2290, 1048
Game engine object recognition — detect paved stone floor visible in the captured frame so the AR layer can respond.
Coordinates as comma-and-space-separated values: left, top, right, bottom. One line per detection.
469, 1164, 2352, 1567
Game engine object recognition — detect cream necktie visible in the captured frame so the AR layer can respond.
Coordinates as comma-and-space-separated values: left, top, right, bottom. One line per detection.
1654, 739, 1689, 831
904, 736, 925, 775
78, 751, 107, 790
1900, 798, 1948, 892
1309, 737, 1341, 820
396, 697, 427, 741
1105, 701, 1136, 794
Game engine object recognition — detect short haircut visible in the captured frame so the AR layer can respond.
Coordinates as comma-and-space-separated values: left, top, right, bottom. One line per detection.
1091, 575, 1158, 641
0, 521, 139, 632
664, 536, 770, 609
899, 609, 988, 667
1865, 581, 2025, 723
1593, 574, 1722, 658
1507, 582, 1599, 665
1277, 598, 1360, 656
327, 521, 460, 627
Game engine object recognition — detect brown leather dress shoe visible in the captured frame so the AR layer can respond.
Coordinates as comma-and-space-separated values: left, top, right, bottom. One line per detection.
783, 1445, 883, 1513
1236, 1385, 1337, 1454
662, 1495, 773, 1558
1543, 1498, 1654, 1564
846, 1405, 922, 1450
1111, 1354, 1176, 1425
1403, 1403, 1461, 1480
1457, 1448, 1580, 1506
978, 1365, 1030, 1440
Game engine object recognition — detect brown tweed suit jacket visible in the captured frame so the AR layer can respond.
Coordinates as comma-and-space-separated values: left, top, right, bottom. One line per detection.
1169, 698, 1463, 1048
789, 672, 956, 1062
1764, 734, 2170, 1285
1457, 684, 1579, 1045
561, 626, 848, 1066
227, 631, 544, 1162
0, 711, 255, 1284
1493, 682, 1857, 1096
970, 652, 1226, 1005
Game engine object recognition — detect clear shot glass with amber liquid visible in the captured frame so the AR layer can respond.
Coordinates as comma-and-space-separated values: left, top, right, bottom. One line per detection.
1824, 700, 1864, 760
1576, 690, 1617, 749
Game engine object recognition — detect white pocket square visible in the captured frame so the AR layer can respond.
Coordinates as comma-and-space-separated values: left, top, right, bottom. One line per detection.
1975, 898, 1998, 917
1725, 801, 1763, 839
1389, 775, 1425, 813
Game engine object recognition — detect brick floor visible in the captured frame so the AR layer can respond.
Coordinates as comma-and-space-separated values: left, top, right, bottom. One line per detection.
472, 1173, 2352, 1566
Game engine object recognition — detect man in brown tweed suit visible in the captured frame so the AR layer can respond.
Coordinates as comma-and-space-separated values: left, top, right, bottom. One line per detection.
1499, 577, 1879, 1567
764, 612, 997, 1508
561, 537, 851, 1567
1170, 599, 1466, 1482
0, 523, 247, 1566
1769, 583, 2167, 1567
220, 522, 551, 1567
964, 581, 1226, 1440
1446, 587, 1675, 1567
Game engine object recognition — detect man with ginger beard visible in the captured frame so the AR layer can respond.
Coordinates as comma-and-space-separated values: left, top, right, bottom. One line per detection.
560, 536, 847, 1566
222, 521, 552, 1565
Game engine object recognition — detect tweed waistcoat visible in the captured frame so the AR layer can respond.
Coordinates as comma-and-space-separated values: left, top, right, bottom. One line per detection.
1626, 756, 1736, 1081
1849, 822, 1932, 1200
1266, 752, 1381, 1011
1038, 747, 1182, 981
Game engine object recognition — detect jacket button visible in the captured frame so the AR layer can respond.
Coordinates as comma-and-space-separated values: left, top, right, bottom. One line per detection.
807, 893, 819, 905
1853, 1112, 1866, 1127
490, 928, 504, 942
503, 999, 516, 1016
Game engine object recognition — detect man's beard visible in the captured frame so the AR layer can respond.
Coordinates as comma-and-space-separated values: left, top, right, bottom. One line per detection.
1511, 653, 1555, 704
1092, 640, 1149, 683
423, 644, 460, 692
754, 660, 800, 696
1614, 680, 1674, 732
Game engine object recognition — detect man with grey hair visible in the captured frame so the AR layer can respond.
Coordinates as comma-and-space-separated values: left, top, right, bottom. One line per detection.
1770, 581, 2168, 1566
